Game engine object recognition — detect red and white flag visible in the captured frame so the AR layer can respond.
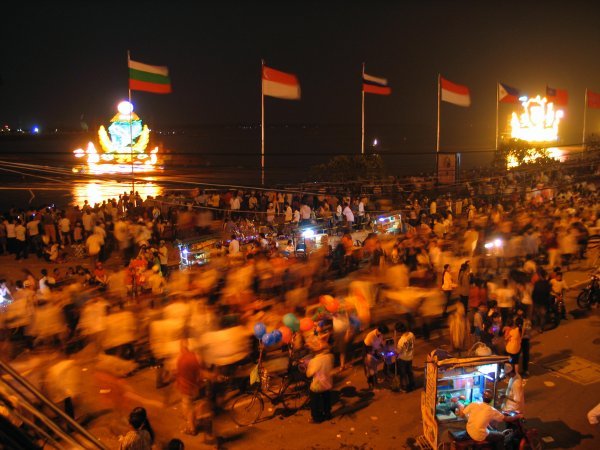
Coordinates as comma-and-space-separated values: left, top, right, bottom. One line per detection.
262, 65, 301, 100
441, 77, 471, 107
363, 72, 391, 95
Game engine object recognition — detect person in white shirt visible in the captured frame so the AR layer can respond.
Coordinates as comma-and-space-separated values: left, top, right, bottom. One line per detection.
455, 389, 519, 448
358, 199, 365, 228
284, 204, 293, 223
299, 203, 312, 225
342, 204, 354, 230
395, 323, 415, 392
306, 346, 334, 423
363, 325, 386, 389
58, 215, 71, 245
501, 365, 525, 413
228, 235, 240, 255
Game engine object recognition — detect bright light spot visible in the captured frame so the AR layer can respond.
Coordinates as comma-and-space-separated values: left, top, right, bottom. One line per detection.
494, 239, 503, 248
511, 95, 563, 143
73, 148, 85, 158
33, 127, 39, 133
484, 242, 494, 249
117, 101, 134, 116
518, 96, 528, 102
182, 249, 188, 255
373, 138, 378, 146
302, 229, 315, 238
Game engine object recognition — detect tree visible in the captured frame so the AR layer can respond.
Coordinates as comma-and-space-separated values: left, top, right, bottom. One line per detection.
309, 154, 385, 182
493, 138, 557, 170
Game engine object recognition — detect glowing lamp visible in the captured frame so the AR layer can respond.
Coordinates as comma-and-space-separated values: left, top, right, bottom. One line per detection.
302, 229, 315, 238
117, 101, 134, 115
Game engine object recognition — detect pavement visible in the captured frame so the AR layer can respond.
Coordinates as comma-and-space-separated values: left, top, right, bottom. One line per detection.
1, 250, 599, 449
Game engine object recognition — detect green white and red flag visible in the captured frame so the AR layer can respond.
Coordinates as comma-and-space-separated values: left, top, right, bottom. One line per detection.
128, 58, 172, 94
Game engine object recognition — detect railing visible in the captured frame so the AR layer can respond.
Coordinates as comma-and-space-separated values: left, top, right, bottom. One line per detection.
0, 359, 108, 449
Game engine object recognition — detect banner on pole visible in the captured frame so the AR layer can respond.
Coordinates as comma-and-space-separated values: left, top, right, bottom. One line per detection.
437, 153, 458, 184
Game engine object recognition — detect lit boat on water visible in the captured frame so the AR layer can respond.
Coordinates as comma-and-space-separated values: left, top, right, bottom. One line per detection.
73, 101, 163, 174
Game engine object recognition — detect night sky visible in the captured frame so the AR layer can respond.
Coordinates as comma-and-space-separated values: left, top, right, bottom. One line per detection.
2, 1, 600, 152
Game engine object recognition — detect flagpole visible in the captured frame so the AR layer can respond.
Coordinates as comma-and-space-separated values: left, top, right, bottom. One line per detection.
495, 82, 499, 151
436, 74, 441, 182
582, 88, 588, 148
361, 62, 365, 155
128, 50, 135, 199
436, 74, 441, 153
261, 59, 265, 186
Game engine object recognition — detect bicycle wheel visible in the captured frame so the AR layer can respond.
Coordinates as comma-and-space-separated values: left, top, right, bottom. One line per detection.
230, 392, 264, 426
577, 290, 591, 309
282, 379, 310, 411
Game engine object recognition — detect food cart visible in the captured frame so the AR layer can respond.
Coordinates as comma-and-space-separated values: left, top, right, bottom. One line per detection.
418, 352, 510, 449
176, 234, 221, 268
374, 210, 403, 234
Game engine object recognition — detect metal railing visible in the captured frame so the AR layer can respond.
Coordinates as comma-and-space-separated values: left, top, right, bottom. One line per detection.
0, 359, 108, 449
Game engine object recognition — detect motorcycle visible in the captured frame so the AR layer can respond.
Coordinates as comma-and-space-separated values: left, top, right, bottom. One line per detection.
449, 411, 542, 449
547, 293, 566, 328
576, 274, 599, 309
503, 411, 543, 450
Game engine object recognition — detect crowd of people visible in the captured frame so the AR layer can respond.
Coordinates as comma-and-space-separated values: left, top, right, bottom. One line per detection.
0, 161, 599, 448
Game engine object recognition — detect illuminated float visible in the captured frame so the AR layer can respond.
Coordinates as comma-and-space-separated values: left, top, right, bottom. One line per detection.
73, 101, 162, 174
506, 95, 565, 168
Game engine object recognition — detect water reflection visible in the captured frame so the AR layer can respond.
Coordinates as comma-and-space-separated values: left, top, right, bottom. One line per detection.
72, 180, 163, 206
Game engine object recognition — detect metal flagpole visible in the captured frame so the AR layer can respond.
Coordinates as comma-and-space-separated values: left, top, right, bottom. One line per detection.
436, 74, 441, 153
128, 50, 135, 200
583, 88, 588, 148
436, 74, 441, 182
495, 82, 499, 151
361, 62, 365, 155
261, 59, 265, 186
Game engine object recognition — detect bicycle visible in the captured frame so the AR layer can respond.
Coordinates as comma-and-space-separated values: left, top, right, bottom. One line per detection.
229, 347, 310, 426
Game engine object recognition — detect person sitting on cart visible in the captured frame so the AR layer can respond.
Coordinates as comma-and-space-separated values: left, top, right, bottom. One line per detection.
454, 389, 521, 449
363, 325, 387, 390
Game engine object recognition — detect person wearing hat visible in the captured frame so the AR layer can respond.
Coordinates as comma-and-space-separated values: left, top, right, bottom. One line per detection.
455, 389, 521, 449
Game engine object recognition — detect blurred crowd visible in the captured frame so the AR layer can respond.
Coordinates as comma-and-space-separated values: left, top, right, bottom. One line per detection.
0, 162, 599, 447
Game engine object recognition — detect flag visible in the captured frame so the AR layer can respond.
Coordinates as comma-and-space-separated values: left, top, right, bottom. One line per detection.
441, 77, 470, 107
363, 72, 391, 95
587, 90, 600, 109
498, 82, 520, 103
546, 86, 568, 106
128, 59, 171, 94
262, 65, 301, 100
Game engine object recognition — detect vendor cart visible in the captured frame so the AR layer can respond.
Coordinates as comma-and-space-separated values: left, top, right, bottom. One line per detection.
418, 351, 509, 449
176, 234, 221, 268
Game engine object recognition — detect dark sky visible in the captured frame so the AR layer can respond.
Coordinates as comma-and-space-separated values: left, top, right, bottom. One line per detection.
2, 1, 600, 150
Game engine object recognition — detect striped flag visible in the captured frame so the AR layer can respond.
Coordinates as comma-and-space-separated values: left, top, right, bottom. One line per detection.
546, 86, 568, 106
128, 58, 171, 94
363, 73, 391, 95
498, 82, 521, 104
262, 65, 301, 100
441, 77, 470, 107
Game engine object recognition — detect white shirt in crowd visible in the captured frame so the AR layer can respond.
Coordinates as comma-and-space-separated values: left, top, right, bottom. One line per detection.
228, 238, 240, 255
463, 402, 505, 441
343, 206, 354, 223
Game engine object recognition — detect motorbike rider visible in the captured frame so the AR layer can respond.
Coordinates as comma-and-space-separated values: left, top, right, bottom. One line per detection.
454, 389, 521, 449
